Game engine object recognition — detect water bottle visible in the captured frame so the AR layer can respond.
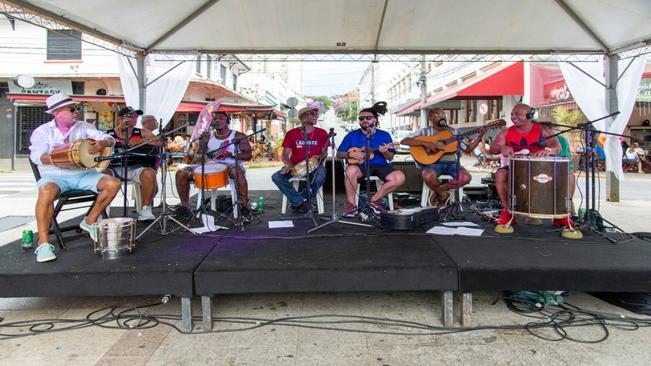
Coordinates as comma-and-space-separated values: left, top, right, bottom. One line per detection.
257, 197, 265, 212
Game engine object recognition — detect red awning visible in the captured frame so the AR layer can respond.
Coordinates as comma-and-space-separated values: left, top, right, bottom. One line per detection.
395, 62, 524, 116
176, 101, 286, 118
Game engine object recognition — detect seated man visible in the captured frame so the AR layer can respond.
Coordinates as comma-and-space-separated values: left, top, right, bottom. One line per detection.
272, 103, 329, 213
401, 108, 485, 207
29, 93, 121, 263
490, 104, 568, 229
337, 102, 405, 216
175, 111, 253, 221
104, 107, 162, 221
624, 142, 645, 173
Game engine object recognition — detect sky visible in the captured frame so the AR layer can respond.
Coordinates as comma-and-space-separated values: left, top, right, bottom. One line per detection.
302, 62, 370, 97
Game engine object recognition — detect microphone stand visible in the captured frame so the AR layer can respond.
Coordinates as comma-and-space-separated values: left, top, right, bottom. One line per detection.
120, 123, 131, 218
136, 123, 195, 239
358, 127, 376, 221
440, 132, 465, 221
308, 128, 371, 233
543, 113, 633, 243
301, 125, 319, 227
194, 128, 265, 231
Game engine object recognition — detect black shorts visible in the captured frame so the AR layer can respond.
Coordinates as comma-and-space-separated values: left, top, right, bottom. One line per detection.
357, 164, 396, 182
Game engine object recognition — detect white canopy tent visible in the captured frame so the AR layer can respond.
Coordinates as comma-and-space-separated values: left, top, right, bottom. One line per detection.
3, 0, 651, 198
3, 0, 650, 54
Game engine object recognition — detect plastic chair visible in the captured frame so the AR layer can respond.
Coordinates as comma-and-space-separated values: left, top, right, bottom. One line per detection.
420, 175, 461, 207
280, 176, 325, 214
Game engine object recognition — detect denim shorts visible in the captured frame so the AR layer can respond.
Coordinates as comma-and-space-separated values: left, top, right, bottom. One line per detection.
37, 170, 106, 193
419, 162, 464, 178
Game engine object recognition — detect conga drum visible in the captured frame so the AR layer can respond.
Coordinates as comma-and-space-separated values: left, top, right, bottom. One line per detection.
49, 139, 112, 170
509, 156, 570, 218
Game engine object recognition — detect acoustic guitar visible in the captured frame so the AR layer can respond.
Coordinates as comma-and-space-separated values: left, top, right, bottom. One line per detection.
346, 142, 399, 165
409, 119, 506, 165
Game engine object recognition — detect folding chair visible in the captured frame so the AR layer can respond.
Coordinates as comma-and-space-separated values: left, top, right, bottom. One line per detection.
29, 160, 108, 250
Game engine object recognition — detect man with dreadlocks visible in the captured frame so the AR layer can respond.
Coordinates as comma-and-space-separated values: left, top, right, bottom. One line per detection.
336, 102, 405, 217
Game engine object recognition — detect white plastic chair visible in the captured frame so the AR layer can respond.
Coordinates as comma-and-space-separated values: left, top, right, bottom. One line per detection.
195, 178, 239, 218
280, 176, 325, 214
420, 175, 462, 207
343, 161, 394, 211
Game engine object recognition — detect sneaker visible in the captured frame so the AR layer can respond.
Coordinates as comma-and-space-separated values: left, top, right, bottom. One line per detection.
370, 200, 386, 214
553, 216, 574, 228
496, 209, 516, 226
342, 203, 358, 218
34, 243, 56, 263
239, 206, 252, 224
138, 205, 155, 221
79, 217, 99, 242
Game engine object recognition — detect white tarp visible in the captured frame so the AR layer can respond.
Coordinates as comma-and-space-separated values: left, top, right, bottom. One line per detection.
11, 0, 651, 54
117, 55, 194, 130
560, 55, 648, 179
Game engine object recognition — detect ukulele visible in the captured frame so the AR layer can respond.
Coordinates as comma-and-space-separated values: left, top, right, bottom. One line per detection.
409, 119, 505, 165
346, 142, 400, 165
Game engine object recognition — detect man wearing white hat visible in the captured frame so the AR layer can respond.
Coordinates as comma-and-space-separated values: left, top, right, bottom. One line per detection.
29, 93, 121, 263
271, 103, 329, 213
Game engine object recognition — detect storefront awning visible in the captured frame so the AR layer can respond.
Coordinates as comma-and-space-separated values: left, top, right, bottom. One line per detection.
395, 62, 524, 117
176, 101, 286, 119
5, 94, 125, 104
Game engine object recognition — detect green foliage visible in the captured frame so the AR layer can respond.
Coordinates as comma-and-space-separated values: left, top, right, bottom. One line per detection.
552, 107, 586, 126
335, 100, 359, 123
311, 96, 333, 110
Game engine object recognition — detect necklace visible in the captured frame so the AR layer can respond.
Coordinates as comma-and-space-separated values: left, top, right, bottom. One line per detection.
215, 129, 231, 138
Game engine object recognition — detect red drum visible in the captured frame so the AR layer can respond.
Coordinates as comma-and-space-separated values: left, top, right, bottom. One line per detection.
193, 163, 228, 189
509, 156, 570, 218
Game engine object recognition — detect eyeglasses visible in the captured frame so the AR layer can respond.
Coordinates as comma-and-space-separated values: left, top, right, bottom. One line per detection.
358, 115, 374, 121
124, 113, 138, 118
306, 110, 318, 116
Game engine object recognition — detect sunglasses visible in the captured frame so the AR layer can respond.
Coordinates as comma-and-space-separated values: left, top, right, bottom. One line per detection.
306, 110, 318, 116
358, 115, 374, 121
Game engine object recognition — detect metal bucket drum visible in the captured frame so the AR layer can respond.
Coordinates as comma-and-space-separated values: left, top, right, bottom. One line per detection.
49, 138, 112, 170
509, 156, 570, 218
95, 217, 136, 259
193, 163, 228, 189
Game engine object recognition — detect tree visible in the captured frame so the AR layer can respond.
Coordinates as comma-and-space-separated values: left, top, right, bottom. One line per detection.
310, 96, 333, 110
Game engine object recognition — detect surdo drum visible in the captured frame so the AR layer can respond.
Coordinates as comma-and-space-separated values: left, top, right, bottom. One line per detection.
509, 156, 570, 219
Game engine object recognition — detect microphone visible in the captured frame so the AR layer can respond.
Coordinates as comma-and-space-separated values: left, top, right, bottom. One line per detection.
328, 128, 336, 137
438, 118, 447, 127
94, 155, 116, 162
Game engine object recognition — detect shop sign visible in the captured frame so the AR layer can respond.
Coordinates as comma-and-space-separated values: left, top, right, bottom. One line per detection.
543, 80, 572, 104
8, 79, 73, 95
638, 78, 651, 102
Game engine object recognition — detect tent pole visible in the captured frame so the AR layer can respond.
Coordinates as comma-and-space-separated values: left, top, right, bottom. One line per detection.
605, 54, 619, 202
419, 56, 428, 129
136, 52, 147, 112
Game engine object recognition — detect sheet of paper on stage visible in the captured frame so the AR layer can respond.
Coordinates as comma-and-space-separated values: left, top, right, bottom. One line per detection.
190, 214, 228, 233
268, 220, 294, 229
441, 221, 479, 227
454, 227, 484, 236
426, 226, 459, 235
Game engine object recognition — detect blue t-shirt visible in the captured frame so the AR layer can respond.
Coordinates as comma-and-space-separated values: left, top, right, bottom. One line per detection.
338, 129, 396, 166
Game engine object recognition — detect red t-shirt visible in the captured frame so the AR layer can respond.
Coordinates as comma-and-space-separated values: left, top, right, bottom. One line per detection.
505, 123, 544, 154
283, 127, 330, 165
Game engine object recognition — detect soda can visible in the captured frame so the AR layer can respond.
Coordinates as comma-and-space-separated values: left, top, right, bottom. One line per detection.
22, 229, 33, 250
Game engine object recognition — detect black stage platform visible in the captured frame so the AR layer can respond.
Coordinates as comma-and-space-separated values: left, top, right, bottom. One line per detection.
1, 190, 651, 330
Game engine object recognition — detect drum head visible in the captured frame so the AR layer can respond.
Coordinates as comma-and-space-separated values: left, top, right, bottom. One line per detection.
98, 217, 135, 227
194, 163, 227, 174
75, 139, 99, 168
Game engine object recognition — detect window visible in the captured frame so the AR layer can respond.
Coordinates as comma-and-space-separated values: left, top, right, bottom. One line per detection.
232, 73, 238, 90
71, 81, 85, 95
46, 30, 82, 60
206, 55, 212, 79
196, 55, 202, 74
220, 64, 226, 84
0, 82, 8, 98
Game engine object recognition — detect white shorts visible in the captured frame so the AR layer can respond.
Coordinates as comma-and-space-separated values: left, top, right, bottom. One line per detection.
109, 166, 153, 184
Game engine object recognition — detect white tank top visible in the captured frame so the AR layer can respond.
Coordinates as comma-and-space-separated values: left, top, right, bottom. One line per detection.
207, 129, 237, 165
